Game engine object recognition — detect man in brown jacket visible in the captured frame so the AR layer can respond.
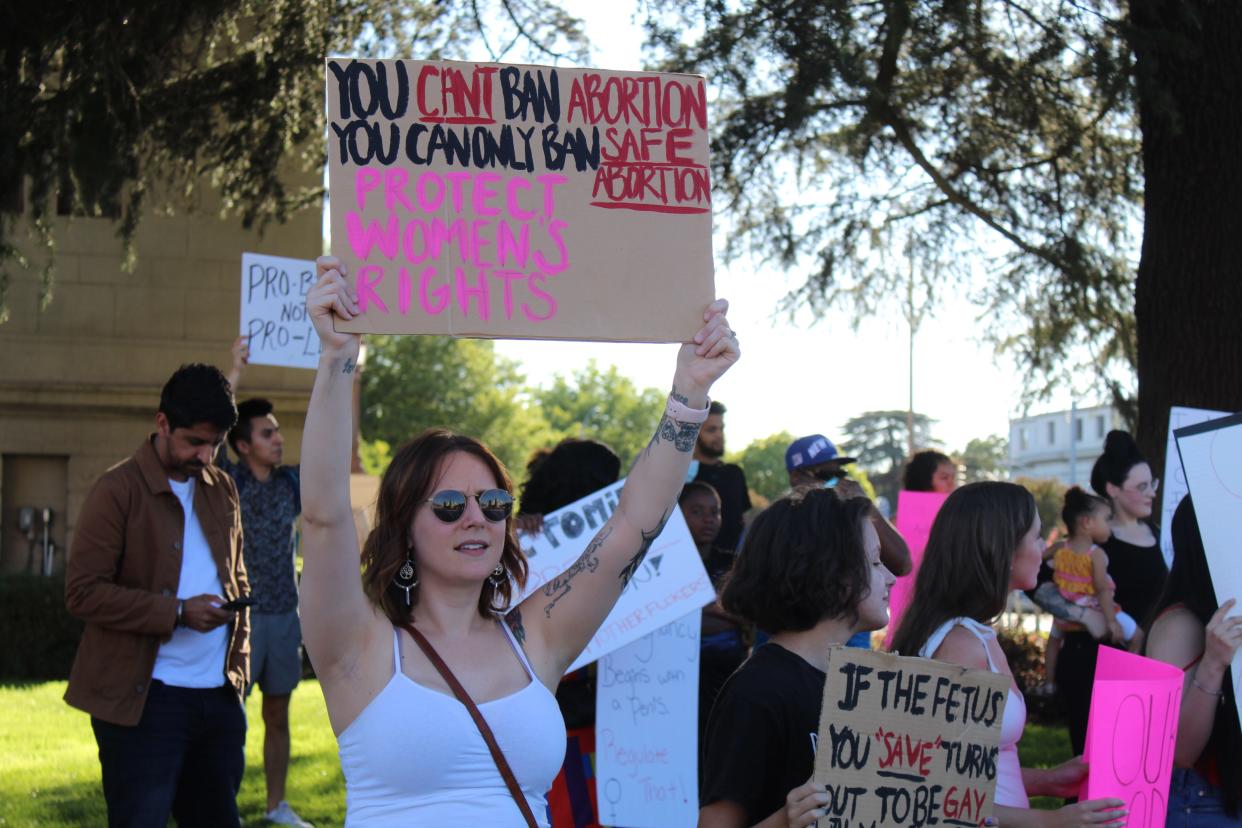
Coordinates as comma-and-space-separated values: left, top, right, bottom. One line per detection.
66, 363, 251, 828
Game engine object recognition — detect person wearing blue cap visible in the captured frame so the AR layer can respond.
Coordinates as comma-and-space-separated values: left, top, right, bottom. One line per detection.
785, 434, 912, 649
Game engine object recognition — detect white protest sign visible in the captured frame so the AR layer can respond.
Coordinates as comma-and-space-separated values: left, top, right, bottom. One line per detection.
1160, 406, 1230, 566
516, 479, 713, 672
1175, 413, 1242, 723
239, 253, 322, 369
596, 613, 701, 828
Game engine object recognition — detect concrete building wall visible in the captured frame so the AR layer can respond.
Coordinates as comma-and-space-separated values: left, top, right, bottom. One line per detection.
1008, 404, 1124, 488
0, 184, 321, 573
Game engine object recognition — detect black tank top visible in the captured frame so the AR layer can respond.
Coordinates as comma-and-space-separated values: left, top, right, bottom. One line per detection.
1103, 529, 1168, 626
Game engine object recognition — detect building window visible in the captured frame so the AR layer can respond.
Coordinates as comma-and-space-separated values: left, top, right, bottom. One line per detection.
1075, 417, 1083, 442
1097, 415, 1106, 438
1047, 421, 1056, 445
1020, 428, 1028, 452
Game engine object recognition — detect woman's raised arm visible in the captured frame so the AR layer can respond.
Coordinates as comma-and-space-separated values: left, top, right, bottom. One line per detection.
298, 258, 371, 676
514, 299, 739, 681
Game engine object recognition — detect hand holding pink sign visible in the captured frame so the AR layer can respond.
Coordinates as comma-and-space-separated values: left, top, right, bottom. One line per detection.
1084, 646, 1183, 827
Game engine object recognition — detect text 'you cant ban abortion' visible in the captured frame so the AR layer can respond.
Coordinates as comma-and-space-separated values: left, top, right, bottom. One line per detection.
325, 58, 717, 342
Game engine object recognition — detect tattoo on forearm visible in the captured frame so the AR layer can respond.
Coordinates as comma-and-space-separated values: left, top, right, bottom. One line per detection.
505, 607, 526, 646
670, 386, 689, 405
619, 511, 670, 588
542, 526, 612, 617
644, 414, 702, 460
1030, 582, 1076, 622
342, 358, 356, 375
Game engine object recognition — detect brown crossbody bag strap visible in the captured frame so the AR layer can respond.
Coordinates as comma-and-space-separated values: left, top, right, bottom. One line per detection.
399, 622, 540, 828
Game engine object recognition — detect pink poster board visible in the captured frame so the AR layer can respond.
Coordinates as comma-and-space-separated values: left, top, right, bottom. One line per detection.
883, 490, 949, 647
1083, 646, 1182, 827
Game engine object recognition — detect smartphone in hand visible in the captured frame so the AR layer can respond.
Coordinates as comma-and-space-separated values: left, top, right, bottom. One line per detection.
219, 595, 255, 612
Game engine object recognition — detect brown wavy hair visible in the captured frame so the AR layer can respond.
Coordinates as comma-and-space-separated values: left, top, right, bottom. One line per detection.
361, 429, 528, 623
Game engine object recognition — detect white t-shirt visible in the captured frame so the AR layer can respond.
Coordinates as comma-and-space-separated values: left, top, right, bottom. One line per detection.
152, 477, 229, 688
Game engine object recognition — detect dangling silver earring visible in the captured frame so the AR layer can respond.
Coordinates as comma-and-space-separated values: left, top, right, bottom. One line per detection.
488, 562, 506, 587
394, 548, 419, 606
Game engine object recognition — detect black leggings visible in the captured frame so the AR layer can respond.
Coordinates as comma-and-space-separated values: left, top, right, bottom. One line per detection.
1055, 631, 1099, 756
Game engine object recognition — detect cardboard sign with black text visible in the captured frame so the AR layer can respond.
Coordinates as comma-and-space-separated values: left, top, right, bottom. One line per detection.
325, 58, 715, 342
813, 647, 1010, 828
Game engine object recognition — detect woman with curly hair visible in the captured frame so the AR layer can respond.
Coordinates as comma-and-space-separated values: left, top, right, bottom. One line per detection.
699, 488, 895, 828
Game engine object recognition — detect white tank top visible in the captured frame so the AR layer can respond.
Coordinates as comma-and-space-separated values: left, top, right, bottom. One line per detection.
919, 617, 1029, 808
337, 621, 566, 826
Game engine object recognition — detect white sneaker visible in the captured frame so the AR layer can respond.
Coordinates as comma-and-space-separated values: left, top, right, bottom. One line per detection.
266, 801, 313, 827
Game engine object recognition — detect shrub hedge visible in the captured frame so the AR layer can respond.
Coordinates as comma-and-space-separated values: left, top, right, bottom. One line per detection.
0, 574, 81, 680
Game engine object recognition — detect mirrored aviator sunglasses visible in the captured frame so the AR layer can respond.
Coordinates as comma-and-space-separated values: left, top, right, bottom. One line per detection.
425, 489, 514, 523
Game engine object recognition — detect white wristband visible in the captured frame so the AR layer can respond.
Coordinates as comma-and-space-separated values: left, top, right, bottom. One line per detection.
665, 394, 710, 423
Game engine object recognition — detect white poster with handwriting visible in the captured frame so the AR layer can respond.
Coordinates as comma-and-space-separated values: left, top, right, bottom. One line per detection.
239, 253, 322, 369
516, 479, 713, 672
1161, 406, 1230, 566
1175, 413, 1242, 725
1157, 404, 1227, 566
595, 613, 701, 828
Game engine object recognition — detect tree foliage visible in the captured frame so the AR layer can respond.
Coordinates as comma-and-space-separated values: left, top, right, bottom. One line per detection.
1014, 475, 1067, 541
729, 430, 795, 503
359, 335, 558, 475
957, 434, 1009, 483
531, 361, 665, 467
643, 0, 1141, 408
0, 0, 585, 321
839, 409, 939, 505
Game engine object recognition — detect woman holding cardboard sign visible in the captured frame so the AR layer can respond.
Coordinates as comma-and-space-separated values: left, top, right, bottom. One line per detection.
298, 257, 739, 826
1146, 496, 1242, 825
891, 482, 1128, 827
698, 487, 897, 828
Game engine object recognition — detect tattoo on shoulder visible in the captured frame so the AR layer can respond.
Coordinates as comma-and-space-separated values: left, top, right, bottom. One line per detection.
505, 607, 526, 646
541, 525, 612, 617
619, 511, 670, 588
342, 358, 356, 375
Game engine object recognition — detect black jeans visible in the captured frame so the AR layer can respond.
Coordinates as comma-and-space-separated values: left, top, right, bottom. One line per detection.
91, 680, 246, 828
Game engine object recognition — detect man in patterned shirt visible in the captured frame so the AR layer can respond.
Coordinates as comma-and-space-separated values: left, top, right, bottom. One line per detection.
221, 339, 311, 827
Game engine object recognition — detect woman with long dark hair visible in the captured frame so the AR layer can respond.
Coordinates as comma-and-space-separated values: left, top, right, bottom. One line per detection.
892, 482, 1126, 827
298, 258, 739, 825
1146, 496, 1242, 825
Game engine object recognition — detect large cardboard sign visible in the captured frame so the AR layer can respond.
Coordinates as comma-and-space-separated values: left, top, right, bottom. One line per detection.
1082, 646, 1182, 827
1160, 406, 1230, 566
596, 612, 701, 827
238, 253, 322, 369
884, 491, 949, 648
325, 58, 715, 341
1175, 412, 1242, 722
812, 647, 1009, 828
516, 479, 714, 672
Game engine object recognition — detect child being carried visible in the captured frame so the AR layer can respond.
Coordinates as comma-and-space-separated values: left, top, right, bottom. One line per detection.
1052, 486, 1139, 645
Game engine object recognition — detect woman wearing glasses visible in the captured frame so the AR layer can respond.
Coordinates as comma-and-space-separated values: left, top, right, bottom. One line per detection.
1057, 429, 1169, 754
298, 258, 739, 826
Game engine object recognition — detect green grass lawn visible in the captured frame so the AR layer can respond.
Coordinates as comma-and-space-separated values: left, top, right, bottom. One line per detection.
1018, 721, 1077, 810
0, 681, 345, 827
0, 681, 1078, 826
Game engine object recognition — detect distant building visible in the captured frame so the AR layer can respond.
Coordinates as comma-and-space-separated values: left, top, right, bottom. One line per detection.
1008, 404, 1124, 488
0, 177, 319, 576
